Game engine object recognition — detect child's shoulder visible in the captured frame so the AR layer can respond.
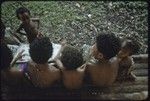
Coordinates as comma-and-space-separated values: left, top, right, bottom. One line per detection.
48, 65, 60, 72
120, 56, 134, 67
121, 56, 133, 63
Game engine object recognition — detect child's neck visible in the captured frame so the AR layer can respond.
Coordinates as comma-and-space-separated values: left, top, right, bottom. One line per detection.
97, 58, 109, 64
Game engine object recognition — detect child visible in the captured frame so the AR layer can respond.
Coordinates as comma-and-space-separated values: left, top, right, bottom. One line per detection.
54, 43, 86, 90
86, 33, 121, 87
15, 7, 42, 44
116, 37, 140, 81
1, 21, 27, 86
26, 37, 61, 88
1, 43, 27, 86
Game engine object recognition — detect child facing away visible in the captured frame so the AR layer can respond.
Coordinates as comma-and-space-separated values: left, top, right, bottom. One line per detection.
86, 33, 121, 87
24, 37, 61, 88
1, 21, 28, 86
116, 37, 140, 81
53, 41, 86, 90
0, 42, 30, 87
15, 7, 42, 44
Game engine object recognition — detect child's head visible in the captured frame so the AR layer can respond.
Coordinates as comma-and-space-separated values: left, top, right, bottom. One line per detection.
29, 37, 53, 64
16, 7, 30, 22
0, 43, 13, 71
91, 33, 121, 60
118, 37, 140, 58
60, 46, 84, 70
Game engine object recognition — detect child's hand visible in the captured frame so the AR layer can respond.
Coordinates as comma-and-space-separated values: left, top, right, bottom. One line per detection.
77, 64, 87, 72
60, 39, 67, 46
16, 49, 25, 60
10, 49, 25, 67
37, 32, 44, 38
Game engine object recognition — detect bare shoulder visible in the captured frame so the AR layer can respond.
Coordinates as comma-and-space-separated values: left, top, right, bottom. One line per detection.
109, 57, 118, 63
120, 57, 133, 66
9, 67, 24, 78
28, 20, 36, 29
48, 65, 60, 72
109, 57, 119, 69
85, 62, 98, 73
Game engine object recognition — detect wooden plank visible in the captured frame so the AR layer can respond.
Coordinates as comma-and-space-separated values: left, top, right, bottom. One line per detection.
113, 76, 148, 86
133, 69, 148, 76
84, 85, 148, 95
83, 91, 148, 100
132, 54, 148, 63
110, 85, 148, 93
133, 63, 148, 69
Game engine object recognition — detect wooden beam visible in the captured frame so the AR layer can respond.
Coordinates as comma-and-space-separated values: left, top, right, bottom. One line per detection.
83, 91, 148, 100
132, 54, 148, 63
134, 63, 148, 69
133, 69, 148, 76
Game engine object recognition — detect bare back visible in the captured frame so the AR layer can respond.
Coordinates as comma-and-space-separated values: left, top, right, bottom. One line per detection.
62, 69, 85, 89
87, 57, 119, 87
28, 62, 61, 88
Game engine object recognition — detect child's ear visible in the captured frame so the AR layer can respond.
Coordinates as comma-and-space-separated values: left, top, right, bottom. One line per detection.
98, 53, 103, 59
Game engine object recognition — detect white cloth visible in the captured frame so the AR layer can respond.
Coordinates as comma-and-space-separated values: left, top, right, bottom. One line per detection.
7, 43, 61, 63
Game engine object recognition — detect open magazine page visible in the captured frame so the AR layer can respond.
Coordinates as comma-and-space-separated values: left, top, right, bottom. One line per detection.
7, 43, 61, 63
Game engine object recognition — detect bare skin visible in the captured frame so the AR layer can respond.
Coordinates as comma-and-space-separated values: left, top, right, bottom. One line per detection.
16, 12, 42, 44
27, 61, 61, 88
61, 64, 86, 90
86, 43, 119, 87
53, 40, 86, 89
1, 50, 28, 86
116, 47, 136, 81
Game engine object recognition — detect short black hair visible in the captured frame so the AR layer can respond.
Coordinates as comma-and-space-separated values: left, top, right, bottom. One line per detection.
61, 46, 84, 70
16, 7, 30, 19
0, 43, 13, 70
96, 33, 121, 59
29, 37, 53, 64
122, 37, 140, 55
0, 19, 6, 40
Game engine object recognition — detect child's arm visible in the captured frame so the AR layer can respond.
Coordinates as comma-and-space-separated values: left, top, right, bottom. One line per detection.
51, 40, 67, 70
127, 57, 135, 74
16, 24, 26, 35
10, 49, 25, 67
77, 63, 87, 72
55, 59, 65, 70
53, 39, 67, 60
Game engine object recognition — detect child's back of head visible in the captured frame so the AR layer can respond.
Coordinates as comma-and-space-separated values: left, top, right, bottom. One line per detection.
60, 45, 85, 89
95, 33, 121, 60
29, 37, 53, 64
61, 45, 84, 70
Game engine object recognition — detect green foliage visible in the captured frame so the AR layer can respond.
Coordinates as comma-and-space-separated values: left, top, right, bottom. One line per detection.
1, 1, 148, 53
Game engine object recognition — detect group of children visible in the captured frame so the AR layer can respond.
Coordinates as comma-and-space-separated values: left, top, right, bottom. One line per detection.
1, 7, 140, 90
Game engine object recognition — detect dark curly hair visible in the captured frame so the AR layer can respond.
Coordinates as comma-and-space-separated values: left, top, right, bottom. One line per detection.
29, 37, 53, 64
0, 43, 13, 70
96, 33, 121, 59
122, 37, 140, 55
61, 46, 84, 70
16, 7, 30, 19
